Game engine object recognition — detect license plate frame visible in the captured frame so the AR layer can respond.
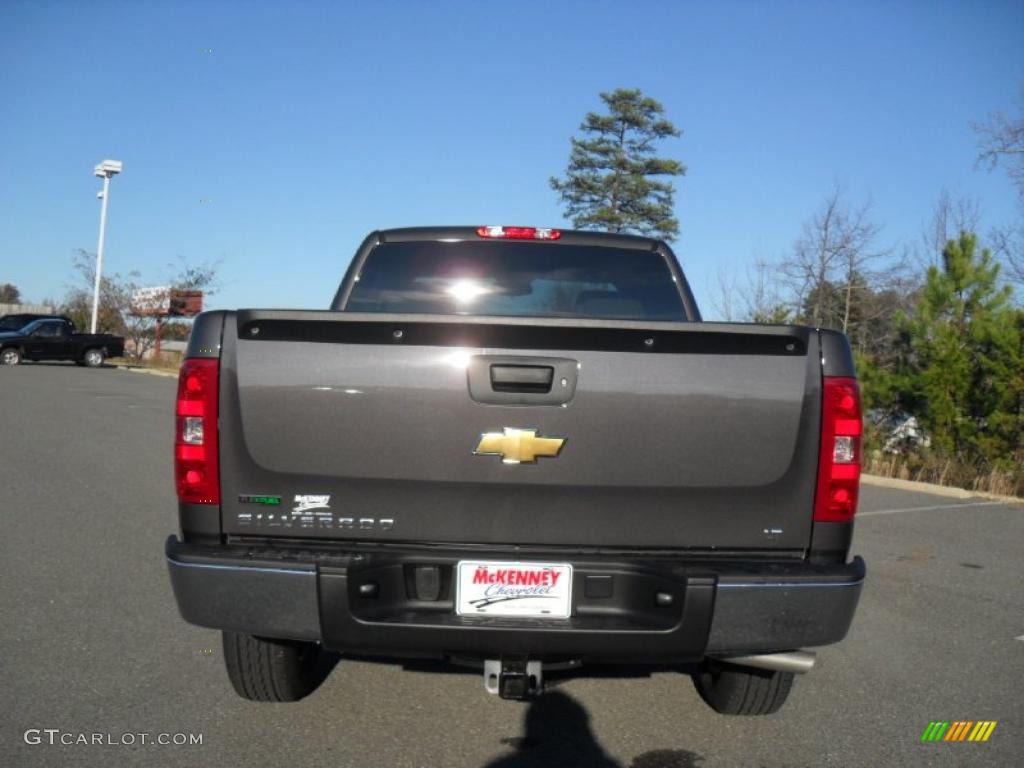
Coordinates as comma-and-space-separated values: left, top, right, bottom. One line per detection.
455, 561, 573, 619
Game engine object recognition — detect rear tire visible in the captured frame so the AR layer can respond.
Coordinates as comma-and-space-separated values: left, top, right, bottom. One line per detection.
83, 348, 105, 368
693, 660, 795, 715
222, 632, 332, 702
0, 347, 21, 365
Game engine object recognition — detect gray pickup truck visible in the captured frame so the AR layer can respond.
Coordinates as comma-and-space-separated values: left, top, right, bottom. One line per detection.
166, 226, 865, 715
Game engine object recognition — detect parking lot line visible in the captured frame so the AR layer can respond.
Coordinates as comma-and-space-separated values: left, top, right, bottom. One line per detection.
857, 500, 1007, 517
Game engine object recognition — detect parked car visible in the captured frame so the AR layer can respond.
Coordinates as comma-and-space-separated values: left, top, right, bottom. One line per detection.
0, 317, 125, 367
0, 313, 72, 332
166, 225, 865, 715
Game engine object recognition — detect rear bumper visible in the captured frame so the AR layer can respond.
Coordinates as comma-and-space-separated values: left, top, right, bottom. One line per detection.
165, 536, 864, 662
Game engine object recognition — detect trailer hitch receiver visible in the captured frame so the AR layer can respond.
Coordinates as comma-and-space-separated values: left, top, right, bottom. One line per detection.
485, 658, 543, 700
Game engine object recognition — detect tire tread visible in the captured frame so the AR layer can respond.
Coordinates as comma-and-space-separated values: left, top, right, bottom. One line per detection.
693, 662, 794, 716
222, 632, 329, 702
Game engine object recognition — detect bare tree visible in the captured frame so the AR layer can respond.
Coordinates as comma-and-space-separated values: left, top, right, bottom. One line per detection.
161, 254, 224, 340
921, 190, 982, 267
122, 314, 160, 361
974, 96, 1024, 284
974, 101, 1024, 200
851, 248, 921, 356
988, 224, 1024, 285
838, 205, 887, 333
707, 266, 738, 321
705, 259, 791, 324
61, 250, 223, 361
734, 259, 790, 324
781, 186, 884, 331
62, 249, 157, 361
167, 254, 223, 295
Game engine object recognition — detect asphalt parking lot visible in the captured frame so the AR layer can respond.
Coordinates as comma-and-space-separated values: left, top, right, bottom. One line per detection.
2, 364, 1021, 767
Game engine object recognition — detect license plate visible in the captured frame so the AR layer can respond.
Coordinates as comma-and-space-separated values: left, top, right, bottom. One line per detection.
455, 561, 573, 618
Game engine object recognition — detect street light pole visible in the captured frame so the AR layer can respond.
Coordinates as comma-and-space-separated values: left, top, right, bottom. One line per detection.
90, 159, 123, 334
90, 175, 112, 334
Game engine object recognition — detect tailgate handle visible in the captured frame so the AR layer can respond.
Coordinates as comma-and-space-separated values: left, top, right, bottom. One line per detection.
490, 365, 554, 393
468, 355, 577, 405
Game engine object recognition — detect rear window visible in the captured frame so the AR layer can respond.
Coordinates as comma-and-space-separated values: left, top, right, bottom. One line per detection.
0, 315, 31, 331
344, 241, 687, 321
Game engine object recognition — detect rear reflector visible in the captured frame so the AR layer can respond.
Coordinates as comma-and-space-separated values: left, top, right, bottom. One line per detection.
814, 376, 862, 523
175, 358, 220, 504
476, 225, 561, 240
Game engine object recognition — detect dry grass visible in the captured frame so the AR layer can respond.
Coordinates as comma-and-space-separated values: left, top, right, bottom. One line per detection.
864, 453, 1023, 498
109, 351, 183, 373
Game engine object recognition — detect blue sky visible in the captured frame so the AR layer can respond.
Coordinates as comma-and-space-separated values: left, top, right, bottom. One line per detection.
1, 0, 1022, 316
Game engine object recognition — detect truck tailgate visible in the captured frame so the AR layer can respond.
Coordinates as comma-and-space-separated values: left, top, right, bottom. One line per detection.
218, 311, 821, 552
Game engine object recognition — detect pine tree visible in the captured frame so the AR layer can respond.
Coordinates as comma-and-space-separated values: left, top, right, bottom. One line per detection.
977, 306, 1024, 468
903, 232, 1018, 462
550, 89, 684, 241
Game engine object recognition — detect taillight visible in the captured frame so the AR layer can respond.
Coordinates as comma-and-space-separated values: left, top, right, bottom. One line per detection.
476, 225, 561, 240
814, 376, 862, 522
175, 357, 220, 504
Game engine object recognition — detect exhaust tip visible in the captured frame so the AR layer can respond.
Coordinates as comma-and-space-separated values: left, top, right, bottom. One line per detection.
712, 650, 817, 674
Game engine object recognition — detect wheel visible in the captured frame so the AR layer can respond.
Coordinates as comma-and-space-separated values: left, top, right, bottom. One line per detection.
0, 347, 21, 365
222, 632, 333, 702
83, 348, 105, 368
693, 660, 795, 715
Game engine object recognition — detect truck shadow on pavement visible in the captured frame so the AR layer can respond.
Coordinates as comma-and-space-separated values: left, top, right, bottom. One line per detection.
483, 690, 703, 768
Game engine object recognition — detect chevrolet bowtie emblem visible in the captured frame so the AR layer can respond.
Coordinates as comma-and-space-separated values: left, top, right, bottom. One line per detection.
474, 428, 566, 464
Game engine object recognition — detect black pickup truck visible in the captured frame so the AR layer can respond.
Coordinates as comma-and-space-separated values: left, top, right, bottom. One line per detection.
0, 317, 125, 367
166, 226, 865, 715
